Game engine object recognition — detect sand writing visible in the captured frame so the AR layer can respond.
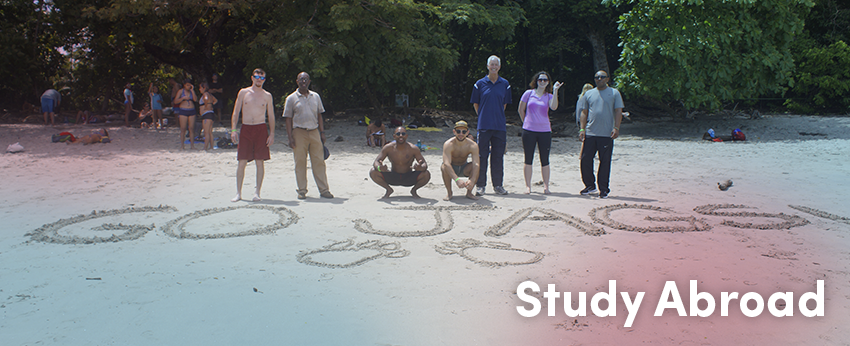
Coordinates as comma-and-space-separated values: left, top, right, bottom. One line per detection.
27, 205, 300, 244
693, 204, 809, 230
161, 205, 299, 240
435, 238, 544, 267
788, 205, 850, 225
589, 204, 712, 233
296, 239, 410, 268
485, 207, 605, 237
26, 205, 178, 244
353, 205, 494, 237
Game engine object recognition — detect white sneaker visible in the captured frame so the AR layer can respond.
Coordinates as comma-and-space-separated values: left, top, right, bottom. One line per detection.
475, 186, 485, 196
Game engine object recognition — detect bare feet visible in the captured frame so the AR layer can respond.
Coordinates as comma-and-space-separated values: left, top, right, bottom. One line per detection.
465, 190, 479, 200
382, 187, 394, 199
524, 186, 531, 194
252, 190, 261, 201
231, 194, 241, 202
410, 188, 420, 198
543, 187, 551, 195
443, 194, 453, 201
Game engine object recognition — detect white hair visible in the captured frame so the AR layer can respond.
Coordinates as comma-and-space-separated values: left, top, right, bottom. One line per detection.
487, 55, 501, 65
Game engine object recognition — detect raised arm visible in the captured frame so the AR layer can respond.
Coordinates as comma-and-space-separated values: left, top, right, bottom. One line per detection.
550, 82, 562, 110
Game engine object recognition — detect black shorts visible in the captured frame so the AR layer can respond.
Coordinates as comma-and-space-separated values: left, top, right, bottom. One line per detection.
201, 111, 215, 121
382, 171, 423, 186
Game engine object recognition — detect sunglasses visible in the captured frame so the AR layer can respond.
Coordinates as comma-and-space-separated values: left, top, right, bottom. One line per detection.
455, 129, 468, 134
538, 78, 549, 82
395, 132, 406, 136
594, 75, 608, 80
253, 75, 266, 80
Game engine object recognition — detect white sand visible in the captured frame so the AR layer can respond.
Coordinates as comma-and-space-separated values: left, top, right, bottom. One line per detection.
1, 114, 849, 345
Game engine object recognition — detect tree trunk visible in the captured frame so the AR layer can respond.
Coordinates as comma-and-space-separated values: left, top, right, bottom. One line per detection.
363, 80, 383, 116
586, 28, 609, 74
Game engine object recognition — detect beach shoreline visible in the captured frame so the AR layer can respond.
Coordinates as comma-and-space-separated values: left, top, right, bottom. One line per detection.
2, 114, 849, 345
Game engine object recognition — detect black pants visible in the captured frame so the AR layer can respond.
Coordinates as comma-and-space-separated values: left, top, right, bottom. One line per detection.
521, 129, 551, 166
580, 136, 614, 193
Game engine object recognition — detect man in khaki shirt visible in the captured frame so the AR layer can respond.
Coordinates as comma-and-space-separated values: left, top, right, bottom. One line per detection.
230, 68, 275, 202
283, 72, 333, 199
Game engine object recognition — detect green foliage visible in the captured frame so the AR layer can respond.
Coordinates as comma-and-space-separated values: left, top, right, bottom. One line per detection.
786, 40, 850, 113
605, 0, 814, 111
0, 0, 64, 107
517, 0, 623, 105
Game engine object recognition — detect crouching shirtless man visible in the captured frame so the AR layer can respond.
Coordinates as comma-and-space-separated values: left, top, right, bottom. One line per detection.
369, 126, 430, 198
441, 121, 480, 201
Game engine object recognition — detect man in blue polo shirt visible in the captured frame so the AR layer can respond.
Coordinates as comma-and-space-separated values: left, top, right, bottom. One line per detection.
470, 55, 512, 196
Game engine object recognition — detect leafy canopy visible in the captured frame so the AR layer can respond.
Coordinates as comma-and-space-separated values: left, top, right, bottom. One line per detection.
605, 0, 814, 110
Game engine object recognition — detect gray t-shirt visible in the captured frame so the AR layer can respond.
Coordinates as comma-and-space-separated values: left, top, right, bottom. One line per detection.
41, 89, 61, 104
580, 87, 623, 137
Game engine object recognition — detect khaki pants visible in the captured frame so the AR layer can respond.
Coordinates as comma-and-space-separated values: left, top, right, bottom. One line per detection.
292, 128, 329, 194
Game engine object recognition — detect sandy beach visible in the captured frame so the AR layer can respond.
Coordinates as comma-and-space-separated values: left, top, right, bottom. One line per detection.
2, 113, 849, 345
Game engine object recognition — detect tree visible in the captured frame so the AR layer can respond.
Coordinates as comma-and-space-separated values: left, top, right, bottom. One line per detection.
605, 0, 814, 111
1, 0, 64, 108
516, 0, 624, 106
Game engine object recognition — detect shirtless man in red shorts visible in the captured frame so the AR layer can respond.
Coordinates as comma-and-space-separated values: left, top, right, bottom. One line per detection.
230, 68, 275, 202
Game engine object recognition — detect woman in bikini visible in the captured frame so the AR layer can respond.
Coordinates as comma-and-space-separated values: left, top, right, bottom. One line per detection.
173, 79, 198, 149
198, 82, 218, 150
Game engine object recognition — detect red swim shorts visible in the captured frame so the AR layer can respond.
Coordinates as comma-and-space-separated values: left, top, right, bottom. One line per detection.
236, 123, 271, 162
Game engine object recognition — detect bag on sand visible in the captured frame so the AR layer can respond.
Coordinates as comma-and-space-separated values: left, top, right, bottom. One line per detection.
217, 137, 237, 149
732, 129, 746, 141
7, 142, 24, 153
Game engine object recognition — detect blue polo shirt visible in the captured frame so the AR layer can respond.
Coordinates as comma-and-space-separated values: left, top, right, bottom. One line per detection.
470, 76, 511, 131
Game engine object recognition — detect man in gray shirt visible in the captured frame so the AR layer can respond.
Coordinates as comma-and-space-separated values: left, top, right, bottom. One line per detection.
578, 70, 623, 199
41, 89, 61, 126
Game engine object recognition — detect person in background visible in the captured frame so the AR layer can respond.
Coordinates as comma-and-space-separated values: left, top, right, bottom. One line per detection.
123, 83, 134, 127
149, 83, 164, 129
198, 82, 218, 150
173, 79, 198, 150
40, 88, 61, 126
210, 74, 225, 125
518, 71, 561, 195
139, 103, 154, 128
575, 83, 594, 127
366, 119, 386, 147
575, 83, 595, 164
